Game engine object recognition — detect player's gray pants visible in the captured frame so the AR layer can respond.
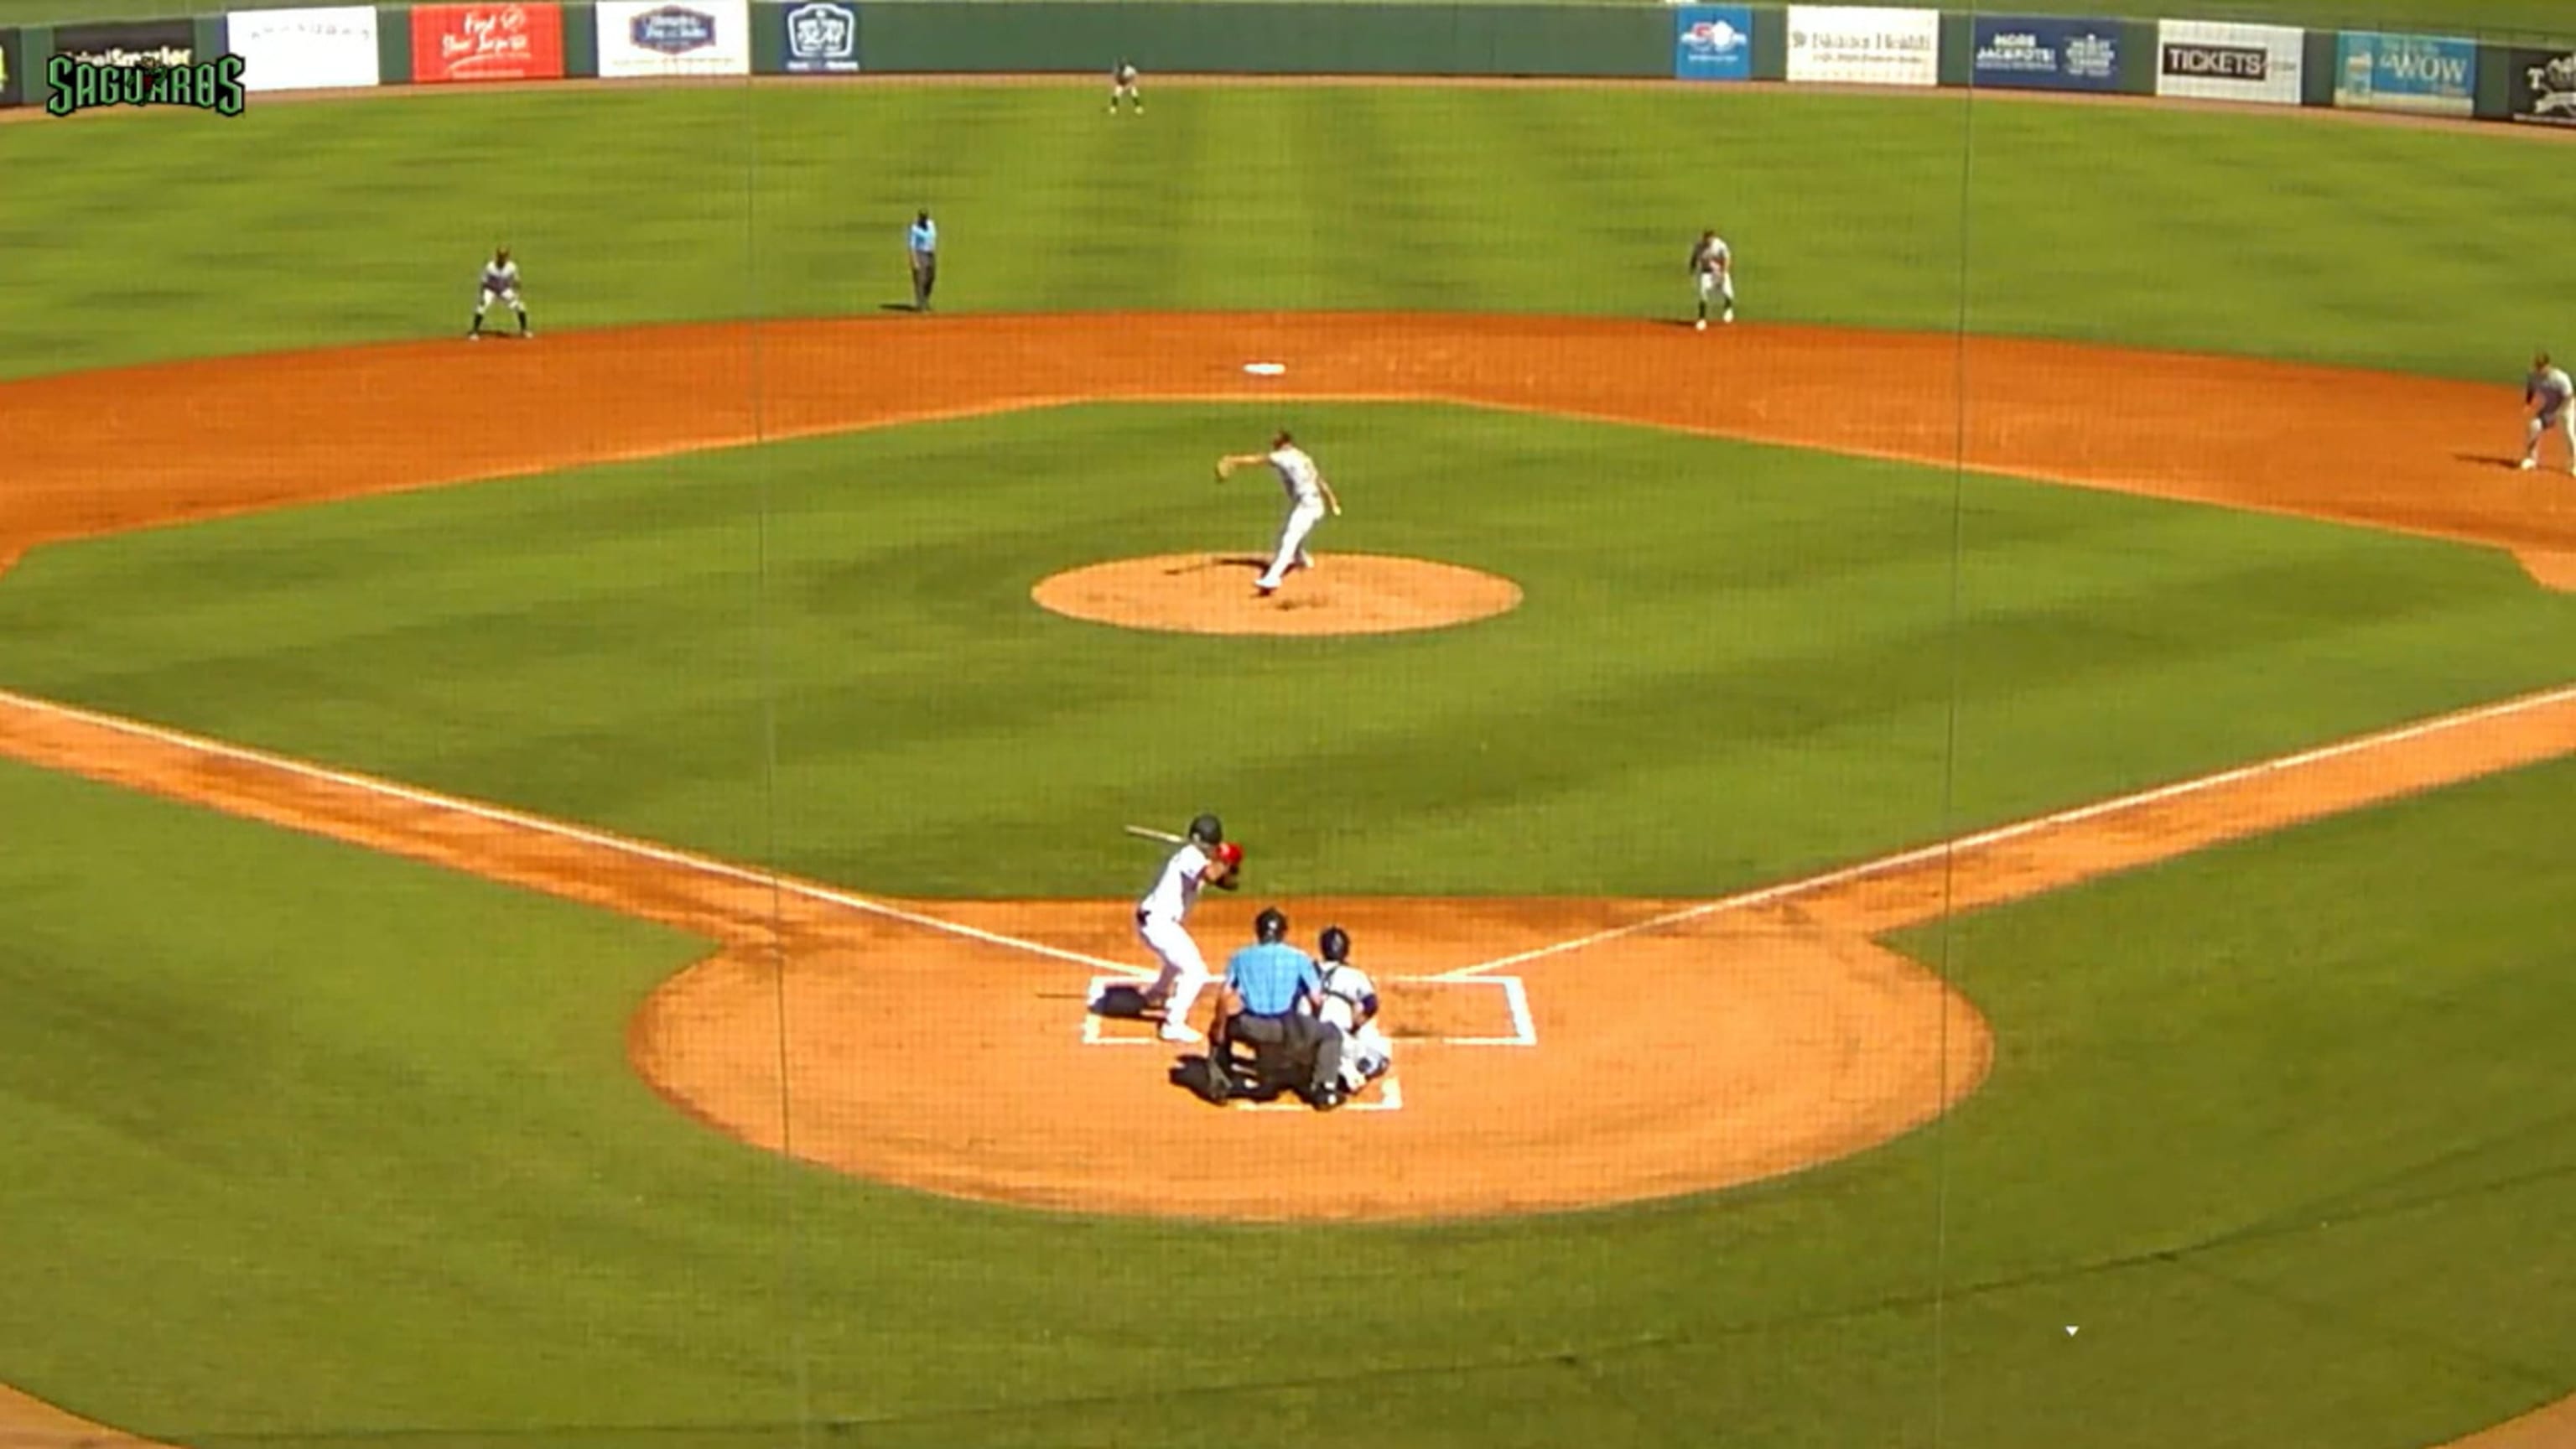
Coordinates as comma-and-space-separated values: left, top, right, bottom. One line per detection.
910, 252, 937, 308
1227, 1011, 1341, 1095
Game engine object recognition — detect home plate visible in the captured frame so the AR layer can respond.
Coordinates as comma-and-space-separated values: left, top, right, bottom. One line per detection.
1243, 361, 1287, 376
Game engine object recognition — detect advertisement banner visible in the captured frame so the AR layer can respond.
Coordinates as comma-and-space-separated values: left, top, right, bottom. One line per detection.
1672, 6, 1753, 81
410, 3, 564, 84
1969, 16, 2120, 92
228, 6, 382, 91
2156, 18, 2301, 106
780, 0, 856, 74
1784, 6, 1939, 87
52, 18, 197, 71
2332, 32, 2474, 115
0, 29, 21, 108
2511, 47, 2576, 128
597, 0, 748, 79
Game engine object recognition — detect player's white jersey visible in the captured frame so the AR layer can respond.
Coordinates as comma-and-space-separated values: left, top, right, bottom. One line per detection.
1695, 237, 1731, 275
1318, 961, 1378, 1031
1138, 843, 1211, 922
481, 259, 521, 293
2533, 366, 2573, 413
1267, 445, 1324, 505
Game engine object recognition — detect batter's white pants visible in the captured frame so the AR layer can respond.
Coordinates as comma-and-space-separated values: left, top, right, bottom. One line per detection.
2527, 409, 2575, 469
1136, 912, 1212, 1023
1258, 496, 1327, 588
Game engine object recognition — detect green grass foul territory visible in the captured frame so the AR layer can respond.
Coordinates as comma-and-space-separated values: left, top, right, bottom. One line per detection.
0, 84, 2566, 381
2, 402, 2568, 899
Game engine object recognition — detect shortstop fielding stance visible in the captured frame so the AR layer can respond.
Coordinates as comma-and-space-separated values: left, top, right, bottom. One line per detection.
1109, 60, 1141, 114
1690, 229, 1734, 330
1134, 813, 1243, 1042
2525, 351, 2573, 473
1217, 429, 1342, 596
468, 247, 532, 340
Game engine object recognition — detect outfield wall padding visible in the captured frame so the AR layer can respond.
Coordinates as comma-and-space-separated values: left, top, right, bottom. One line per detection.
564, 0, 596, 76
376, 4, 410, 81
854, 3, 1666, 79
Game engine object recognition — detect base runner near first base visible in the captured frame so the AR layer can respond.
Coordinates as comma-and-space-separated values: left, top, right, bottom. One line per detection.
1217, 429, 1343, 597
1134, 813, 1243, 1042
1690, 229, 1734, 330
468, 247, 532, 340
2524, 351, 2574, 473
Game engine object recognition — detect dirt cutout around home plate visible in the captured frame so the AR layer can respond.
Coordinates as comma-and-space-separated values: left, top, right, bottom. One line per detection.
1032, 551, 1524, 635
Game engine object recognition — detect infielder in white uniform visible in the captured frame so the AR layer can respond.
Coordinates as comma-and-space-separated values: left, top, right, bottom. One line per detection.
2522, 351, 2574, 473
1134, 813, 1242, 1042
468, 247, 532, 340
1217, 429, 1342, 596
1109, 60, 1141, 114
1315, 925, 1392, 1093
1689, 229, 1734, 330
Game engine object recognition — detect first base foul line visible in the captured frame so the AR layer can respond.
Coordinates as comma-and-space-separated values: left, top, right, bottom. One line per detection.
1435, 679, 2576, 979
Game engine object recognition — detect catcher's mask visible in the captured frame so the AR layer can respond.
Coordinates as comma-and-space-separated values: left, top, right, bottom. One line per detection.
1254, 906, 1289, 944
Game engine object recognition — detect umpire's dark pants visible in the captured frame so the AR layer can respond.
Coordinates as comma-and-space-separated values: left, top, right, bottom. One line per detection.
1227, 1010, 1341, 1094
910, 250, 937, 309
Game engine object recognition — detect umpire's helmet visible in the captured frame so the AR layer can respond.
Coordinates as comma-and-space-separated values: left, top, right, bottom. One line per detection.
1187, 813, 1224, 846
1319, 926, 1350, 963
1254, 906, 1289, 944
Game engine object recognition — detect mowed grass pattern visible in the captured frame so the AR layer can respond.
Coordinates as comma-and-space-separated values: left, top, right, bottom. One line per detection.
1, 402, 2569, 897
0, 84, 2568, 379
4, 746, 2569, 1447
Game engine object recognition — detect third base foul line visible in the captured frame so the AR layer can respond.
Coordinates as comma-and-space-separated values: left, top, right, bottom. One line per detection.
1435, 680, 2576, 979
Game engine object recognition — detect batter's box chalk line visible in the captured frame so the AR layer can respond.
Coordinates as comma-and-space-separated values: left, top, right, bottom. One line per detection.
1080, 974, 1534, 1048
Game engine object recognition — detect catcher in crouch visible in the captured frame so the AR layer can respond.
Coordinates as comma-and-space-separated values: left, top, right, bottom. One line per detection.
1208, 906, 1347, 1109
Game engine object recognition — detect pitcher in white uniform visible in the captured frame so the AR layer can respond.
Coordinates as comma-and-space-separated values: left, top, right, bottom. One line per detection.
2523, 351, 2574, 473
1134, 812, 1242, 1042
1315, 925, 1392, 1093
1217, 429, 1343, 596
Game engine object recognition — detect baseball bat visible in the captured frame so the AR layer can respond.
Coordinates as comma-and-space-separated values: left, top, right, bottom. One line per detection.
1124, 824, 1187, 844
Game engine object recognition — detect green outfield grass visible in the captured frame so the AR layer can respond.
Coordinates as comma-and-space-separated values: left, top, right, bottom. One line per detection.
2, 402, 2568, 899
7, 742, 2569, 1448
1, 83, 2568, 382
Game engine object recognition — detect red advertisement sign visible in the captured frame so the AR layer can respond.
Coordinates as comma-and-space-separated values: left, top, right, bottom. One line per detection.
411, 3, 564, 83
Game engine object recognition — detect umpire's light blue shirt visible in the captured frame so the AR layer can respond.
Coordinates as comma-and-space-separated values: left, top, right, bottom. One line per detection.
1226, 943, 1320, 1016
908, 219, 937, 254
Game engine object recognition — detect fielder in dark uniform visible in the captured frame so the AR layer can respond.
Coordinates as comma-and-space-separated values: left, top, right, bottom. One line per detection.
906, 210, 937, 312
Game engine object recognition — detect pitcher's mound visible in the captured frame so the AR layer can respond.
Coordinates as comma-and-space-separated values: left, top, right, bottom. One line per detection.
1033, 552, 1524, 636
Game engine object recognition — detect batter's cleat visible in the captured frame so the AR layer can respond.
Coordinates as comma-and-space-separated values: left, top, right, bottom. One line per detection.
1159, 1021, 1202, 1044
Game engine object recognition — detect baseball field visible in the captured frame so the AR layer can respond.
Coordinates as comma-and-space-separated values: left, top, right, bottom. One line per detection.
3, 4, 2574, 1445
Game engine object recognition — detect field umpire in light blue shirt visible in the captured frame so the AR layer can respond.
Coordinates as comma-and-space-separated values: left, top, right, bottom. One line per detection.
906, 210, 938, 312
1208, 906, 1347, 1109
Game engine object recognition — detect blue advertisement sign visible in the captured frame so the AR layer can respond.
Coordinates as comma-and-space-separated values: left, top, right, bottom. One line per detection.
2334, 32, 2475, 116
1969, 16, 2122, 92
1673, 6, 1753, 82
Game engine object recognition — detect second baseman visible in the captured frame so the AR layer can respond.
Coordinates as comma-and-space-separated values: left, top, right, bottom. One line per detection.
2525, 351, 2573, 473
1217, 429, 1342, 596
1690, 228, 1734, 330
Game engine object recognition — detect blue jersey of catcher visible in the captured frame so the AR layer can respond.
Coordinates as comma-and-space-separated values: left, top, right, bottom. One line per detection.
1225, 942, 1321, 1016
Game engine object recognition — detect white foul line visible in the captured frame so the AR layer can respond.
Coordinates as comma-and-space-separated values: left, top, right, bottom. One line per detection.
1433, 679, 2576, 979
0, 687, 1145, 979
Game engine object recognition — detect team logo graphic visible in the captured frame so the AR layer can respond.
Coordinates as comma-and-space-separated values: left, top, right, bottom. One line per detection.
786, 1, 856, 71
629, 4, 717, 56
1680, 18, 1744, 59
2530, 52, 2576, 117
47, 51, 247, 116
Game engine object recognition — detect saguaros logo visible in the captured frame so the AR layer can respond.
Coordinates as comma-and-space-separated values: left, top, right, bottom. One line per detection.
628, 5, 715, 55
47, 53, 247, 115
